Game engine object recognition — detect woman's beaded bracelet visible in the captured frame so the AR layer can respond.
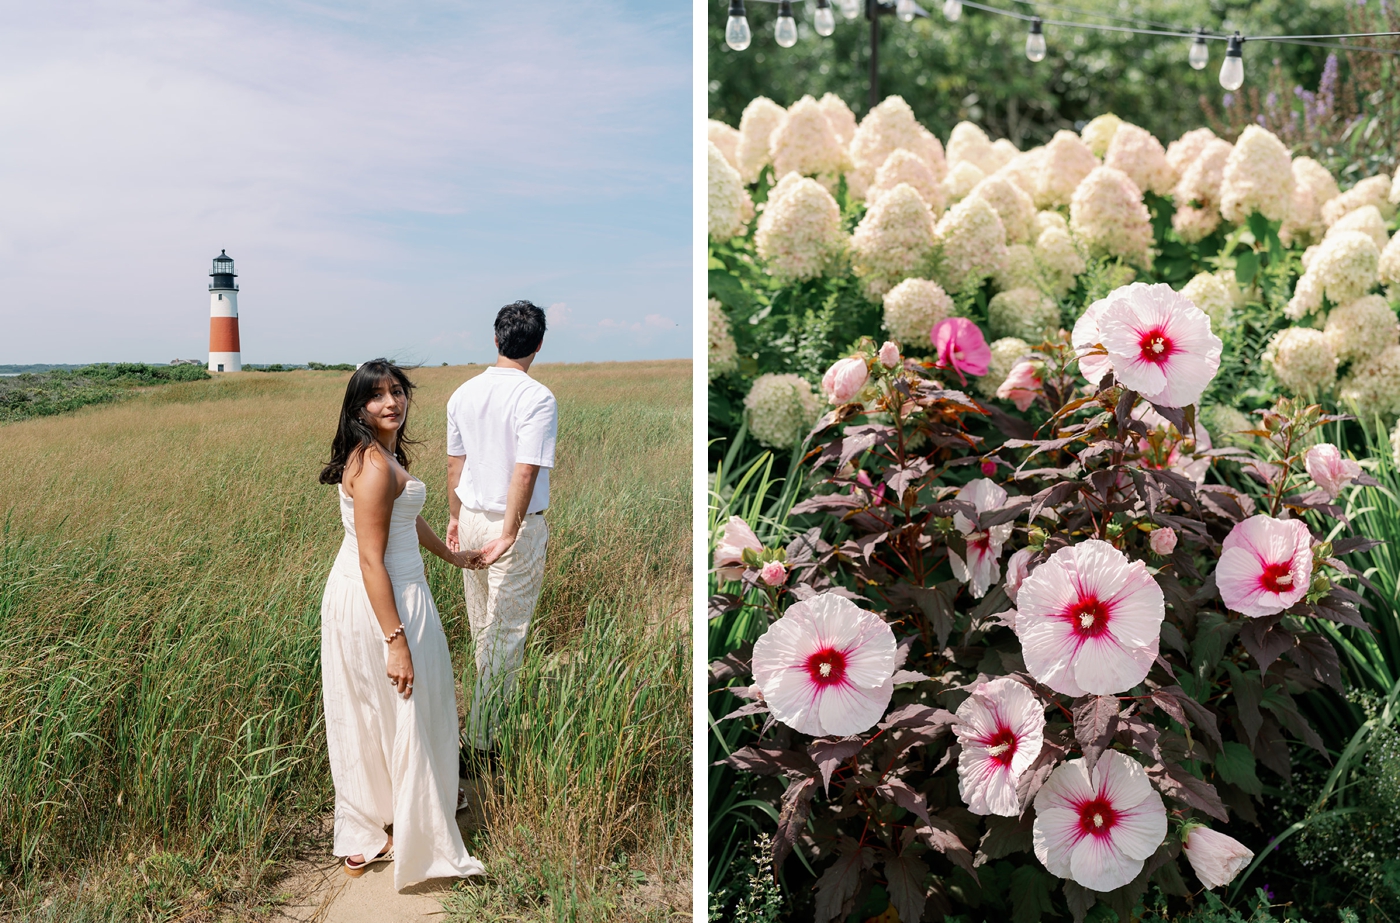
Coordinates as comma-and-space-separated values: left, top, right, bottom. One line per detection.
384, 625, 405, 645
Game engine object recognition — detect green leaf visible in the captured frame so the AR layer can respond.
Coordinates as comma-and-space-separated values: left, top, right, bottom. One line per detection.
1214, 741, 1263, 795
1246, 212, 1271, 244
1010, 866, 1056, 923
1234, 250, 1259, 287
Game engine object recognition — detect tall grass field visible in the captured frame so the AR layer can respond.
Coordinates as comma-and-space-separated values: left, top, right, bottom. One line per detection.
0, 361, 691, 922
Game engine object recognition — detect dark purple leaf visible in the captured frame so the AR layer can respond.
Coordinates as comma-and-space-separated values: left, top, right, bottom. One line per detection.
891, 670, 932, 685
1226, 663, 1264, 747
1260, 686, 1327, 756
917, 816, 976, 877
1241, 618, 1294, 674
708, 593, 742, 621
1147, 401, 1188, 435
724, 746, 816, 777
884, 856, 929, 923
789, 492, 866, 515
978, 812, 1034, 862
708, 644, 752, 684
879, 777, 933, 827
774, 775, 818, 870
1147, 761, 1229, 821
1288, 633, 1343, 692
1073, 695, 1120, 771
720, 700, 770, 721
1063, 880, 1096, 923
808, 737, 864, 794
812, 841, 874, 923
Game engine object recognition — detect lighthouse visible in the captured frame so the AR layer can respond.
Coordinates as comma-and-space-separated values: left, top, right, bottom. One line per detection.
207, 250, 241, 372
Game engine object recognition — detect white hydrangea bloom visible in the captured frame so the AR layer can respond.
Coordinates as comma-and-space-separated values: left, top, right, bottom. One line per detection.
1180, 271, 1234, 329
1172, 207, 1221, 244
947, 121, 998, 174
1035, 225, 1086, 296
818, 92, 858, 146
969, 174, 1037, 244
1379, 232, 1400, 287
1034, 131, 1099, 208
1070, 166, 1153, 267
989, 287, 1060, 341
994, 243, 1042, 292
1164, 127, 1217, 184
1219, 125, 1294, 224
869, 148, 945, 213
770, 95, 848, 185
1171, 138, 1233, 242
1326, 204, 1389, 252
988, 139, 1020, 173
1215, 268, 1247, 308
943, 161, 986, 204
1323, 294, 1399, 365
978, 336, 1032, 397
1264, 327, 1337, 395
755, 174, 847, 283
744, 373, 822, 448
1080, 114, 1123, 158
935, 194, 1009, 293
708, 120, 741, 170
1301, 245, 1320, 272
709, 141, 754, 240
736, 97, 787, 185
1103, 123, 1174, 197
1286, 230, 1381, 319
1339, 344, 1400, 425
1199, 404, 1256, 448
1322, 174, 1395, 226
883, 277, 954, 345
997, 147, 1045, 198
1280, 157, 1340, 246
1392, 173, 1400, 207
849, 96, 946, 196
709, 299, 739, 380
1034, 210, 1068, 235
851, 183, 939, 301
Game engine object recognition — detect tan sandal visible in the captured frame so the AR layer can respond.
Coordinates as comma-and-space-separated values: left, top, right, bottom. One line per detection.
344, 844, 393, 877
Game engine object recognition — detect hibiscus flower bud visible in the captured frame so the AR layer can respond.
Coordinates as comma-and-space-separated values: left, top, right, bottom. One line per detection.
879, 340, 901, 368
1304, 443, 1362, 499
980, 459, 997, 476
1004, 548, 1033, 604
758, 560, 788, 587
713, 516, 763, 582
821, 356, 869, 404
1182, 826, 1254, 889
1149, 527, 1178, 555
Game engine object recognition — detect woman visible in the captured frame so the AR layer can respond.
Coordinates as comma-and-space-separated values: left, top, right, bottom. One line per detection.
318, 359, 485, 888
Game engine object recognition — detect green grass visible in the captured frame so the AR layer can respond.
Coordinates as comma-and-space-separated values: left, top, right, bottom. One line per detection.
0, 363, 210, 423
0, 361, 690, 922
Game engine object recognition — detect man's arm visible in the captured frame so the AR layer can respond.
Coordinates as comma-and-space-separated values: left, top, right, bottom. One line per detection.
446, 454, 466, 553
474, 462, 540, 567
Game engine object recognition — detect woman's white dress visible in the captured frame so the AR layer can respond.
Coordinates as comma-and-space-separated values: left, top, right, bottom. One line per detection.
321, 478, 485, 890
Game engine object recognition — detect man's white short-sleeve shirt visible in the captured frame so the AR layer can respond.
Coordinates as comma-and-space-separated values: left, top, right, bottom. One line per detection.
446, 367, 557, 514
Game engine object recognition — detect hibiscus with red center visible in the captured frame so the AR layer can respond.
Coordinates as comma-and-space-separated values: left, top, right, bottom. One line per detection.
953, 678, 1045, 816
1217, 515, 1313, 617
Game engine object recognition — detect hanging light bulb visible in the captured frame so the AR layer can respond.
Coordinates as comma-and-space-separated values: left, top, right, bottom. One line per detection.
725, 0, 751, 50
838, 0, 860, 20
1188, 27, 1209, 70
896, 0, 917, 22
943, 0, 962, 21
1220, 32, 1245, 90
1025, 17, 1046, 62
814, 0, 836, 36
774, 0, 798, 47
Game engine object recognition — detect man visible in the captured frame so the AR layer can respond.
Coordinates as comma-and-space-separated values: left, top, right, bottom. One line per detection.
446, 301, 556, 771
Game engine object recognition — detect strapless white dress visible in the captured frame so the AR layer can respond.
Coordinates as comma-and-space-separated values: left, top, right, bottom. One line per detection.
320, 478, 484, 890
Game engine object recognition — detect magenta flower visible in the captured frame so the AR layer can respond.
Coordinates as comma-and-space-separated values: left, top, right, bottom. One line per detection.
821, 356, 869, 404
1033, 751, 1168, 892
878, 340, 901, 368
1183, 826, 1254, 889
1149, 527, 1178, 556
713, 516, 762, 582
1097, 283, 1222, 407
932, 317, 991, 384
854, 469, 887, 506
954, 677, 1046, 816
751, 592, 898, 737
1015, 539, 1164, 696
1216, 515, 1313, 617
1304, 443, 1361, 499
1072, 295, 1114, 387
758, 560, 788, 586
950, 478, 1014, 599
996, 359, 1042, 411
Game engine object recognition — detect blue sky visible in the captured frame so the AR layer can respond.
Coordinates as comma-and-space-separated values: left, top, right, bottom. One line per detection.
0, 0, 691, 365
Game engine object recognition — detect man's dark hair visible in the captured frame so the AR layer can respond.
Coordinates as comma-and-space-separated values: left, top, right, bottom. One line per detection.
495, 301, 547, 360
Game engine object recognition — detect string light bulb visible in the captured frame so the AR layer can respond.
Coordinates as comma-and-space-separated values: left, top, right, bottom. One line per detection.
725, 0, 751, 50
774, 0, 798, 47
837, 0, 860, 19
1220, 32, 1244, 90
943, 0, 963, 21
896, 0, 917, 22
1188, 27, 1209, 70
814, 0, 836, 36
1026, 17, 1046, 62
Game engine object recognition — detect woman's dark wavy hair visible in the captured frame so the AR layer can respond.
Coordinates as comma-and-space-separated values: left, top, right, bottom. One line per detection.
319, 359, 421, 485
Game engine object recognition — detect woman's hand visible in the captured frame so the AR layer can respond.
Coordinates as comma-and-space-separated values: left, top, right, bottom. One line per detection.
386, 635, 414, 699
452, 548, 482, 570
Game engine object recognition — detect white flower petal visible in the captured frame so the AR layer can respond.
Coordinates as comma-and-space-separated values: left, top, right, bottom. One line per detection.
1069, 832, 1146, 892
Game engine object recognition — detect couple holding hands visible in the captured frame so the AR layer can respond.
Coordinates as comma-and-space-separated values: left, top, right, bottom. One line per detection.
316, 301, 556, 889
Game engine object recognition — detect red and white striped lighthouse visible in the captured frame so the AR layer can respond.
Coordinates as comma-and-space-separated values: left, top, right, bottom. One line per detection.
207, 250, 241, 372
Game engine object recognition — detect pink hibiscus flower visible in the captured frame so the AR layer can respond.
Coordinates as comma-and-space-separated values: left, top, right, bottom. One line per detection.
1304, 443, 1361, 499
1097, 282, 1222, 408
1015, 539, 1164, 696
1072, 295, 1114, 388
950, 478, 1014, 599
1033, 751, 1168, 892
996, 359, 1042, 411
932, 317, 991, 384
1182, 826, 1254, 889
758, 561, 788, 586
954, 677, 1046, 816
713, 516, 762, 582
821, 356, 869, 404
1216, 515, 1313, 617
879, 340, 901, 368
751, 592, 898, 737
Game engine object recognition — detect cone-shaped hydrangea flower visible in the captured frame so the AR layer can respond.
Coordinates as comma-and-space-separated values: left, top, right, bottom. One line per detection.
969, 174, 1036, 243
1220, 125, 1294, 224
1323, 294, 1399, 365
821, 356, 869, 404
1379, 232, 1400, 287
1217, 515, 1313, 617
743, 373, 822, 449
947, 120, 998, 173
882, 277, 953, 346
709, 141, 753, 241
1070, 166, 1153, 266
1103, 123, 1174, 197
708, 119, 742, 170
1281, 157, 1340, 246
754, 175, 846, 283
1183, 826, 1254, 889
1033, 751, 1168, 892
1287, 230, 1381, 319
932, 317, 991, 384
1264, 327, 1337, 395
1015, 539, 1164, 696
1322, 174, 1395, 226
1034, 131, 1099, 208
998, 148, 1045, 199
751, 592, 898, 737
1097, 282, 1222, 407
849, 96, 945, 194
1080, 113, 1123, 158
994, 243, 1042, 292
851, 183, 938, 301
770, 95, 848, 184
950, 478, 1014, 598
954, 677, 1046, 816
943, 161, 987, 205
1341, 344, 1400, 424
1164, 126, 1217, 183
709, 299, 738, 380
869, 148, 945, 213
1180, 271, 1235, 330
989, 287, 1061, 342
735, 97, 787, 185
1036, 225, 1086, 297
935, 194, 1008, 293
714, 516, 762, 582
1171, 138, 1233, 243
1328, 204, 1389, 252
818, 92, 858, 147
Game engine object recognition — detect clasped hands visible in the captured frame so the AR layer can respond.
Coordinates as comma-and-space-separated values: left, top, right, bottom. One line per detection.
446, 518, 514, 570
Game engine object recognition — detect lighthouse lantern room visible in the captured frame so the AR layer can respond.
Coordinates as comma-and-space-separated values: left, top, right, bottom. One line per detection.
207, 250, 241, 372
